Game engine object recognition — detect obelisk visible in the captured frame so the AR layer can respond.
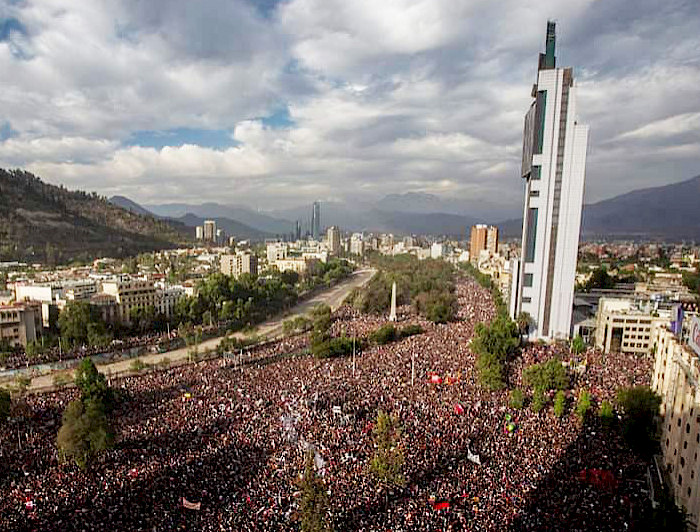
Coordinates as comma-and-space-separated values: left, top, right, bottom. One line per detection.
389, 281, 397, 322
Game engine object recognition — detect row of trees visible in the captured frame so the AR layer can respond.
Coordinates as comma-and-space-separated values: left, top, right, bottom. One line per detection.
349, 255, 457, 323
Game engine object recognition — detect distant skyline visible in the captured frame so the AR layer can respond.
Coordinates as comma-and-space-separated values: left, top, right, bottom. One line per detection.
0, 0, 698, 218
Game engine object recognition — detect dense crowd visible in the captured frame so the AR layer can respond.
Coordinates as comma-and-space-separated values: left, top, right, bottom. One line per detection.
0, 275, 654, 531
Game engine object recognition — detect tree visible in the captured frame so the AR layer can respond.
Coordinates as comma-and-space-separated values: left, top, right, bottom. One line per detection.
298, 450, 333, 532
59, 301, 109, 347
370, 410, 405, 486
25, 339, 42, 365
599, 400, 614, 427
56, 398, 114, 469
0, 388, 10, 423
570, 335, 586, 355
74, 358, 113, 412
509, 388, 525, 410
516, 312, 531, 338
523, 359, 569, 393
473, 316, 520, 391
585, 268, 615, 291
616, 386, 661, 457
369, 324, 397, 345
531, 388, 546, 413
553, 390, 567, 418
575, 389, 592, 422
310, 304, 333, 358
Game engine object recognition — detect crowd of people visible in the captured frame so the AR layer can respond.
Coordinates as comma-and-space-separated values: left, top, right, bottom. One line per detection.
0, 275, 655, 531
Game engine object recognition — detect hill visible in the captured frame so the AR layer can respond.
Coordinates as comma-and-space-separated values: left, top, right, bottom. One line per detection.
581, 175, 700, 240
498, 175, 700, 241
109, 195, 155, 217
0, 169, 189, 264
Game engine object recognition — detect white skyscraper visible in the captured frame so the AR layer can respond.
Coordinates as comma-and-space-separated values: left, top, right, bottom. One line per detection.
510, 21, 589, 340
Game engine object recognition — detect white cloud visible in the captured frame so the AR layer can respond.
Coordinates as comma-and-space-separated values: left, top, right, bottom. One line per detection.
0, 0, 698, 214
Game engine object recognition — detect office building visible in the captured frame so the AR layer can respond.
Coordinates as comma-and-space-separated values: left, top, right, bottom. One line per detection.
312, 201, 321, 241
327, 226, 341, 255
350, 233, 364, 256
652, 317, 700, 530
594, 298, 669, 354
509, 21, 589, 340
295, 220, 302, 242
220, 253, 258, 278
195, 226, 204, 240
203, 220, 217, 242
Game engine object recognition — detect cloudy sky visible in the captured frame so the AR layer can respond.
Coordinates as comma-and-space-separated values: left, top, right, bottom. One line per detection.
0, 0, 698, 218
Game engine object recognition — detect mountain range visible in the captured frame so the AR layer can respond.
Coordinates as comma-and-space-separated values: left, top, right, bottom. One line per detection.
112, 174, 700, 242
0, 169, 188, 263
498, 175, 700, 241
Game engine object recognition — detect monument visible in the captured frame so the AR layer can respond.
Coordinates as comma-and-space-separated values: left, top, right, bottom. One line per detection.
389, 281, 397, 322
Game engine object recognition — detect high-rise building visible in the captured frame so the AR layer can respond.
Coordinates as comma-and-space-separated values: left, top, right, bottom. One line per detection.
469, 225, 487, 262
311, 201, 321, 241
203, 220, 217, 242
195, 226, 204, 240
509, 21, 589, 340
327, 226, 340, 255
295, 220, 302, 241
469, 225, 498, 262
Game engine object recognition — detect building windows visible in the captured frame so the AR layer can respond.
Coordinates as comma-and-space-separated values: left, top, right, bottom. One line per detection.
522, 297, 532, 303
524, 208, 538, 263
524, 274, 533, 287
534, 91, 547, 154
531, 166, 541, 180
529, 190, 540, 197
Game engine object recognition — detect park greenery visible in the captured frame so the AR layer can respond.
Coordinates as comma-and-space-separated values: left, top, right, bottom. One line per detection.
57, 358, 115, 469
349, 255, 457, 323
370, 410, 405, 487
472, 315, 520, 391
575, 389, 592, 422
309, 304, 355, 359
368, 323, 424, 345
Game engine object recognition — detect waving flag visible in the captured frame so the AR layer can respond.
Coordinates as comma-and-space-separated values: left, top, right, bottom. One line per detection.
454, 403, 465, 415
432, 501, 450, 511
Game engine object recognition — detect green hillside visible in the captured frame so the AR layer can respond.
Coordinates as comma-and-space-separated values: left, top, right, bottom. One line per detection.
0, 168, 190, 264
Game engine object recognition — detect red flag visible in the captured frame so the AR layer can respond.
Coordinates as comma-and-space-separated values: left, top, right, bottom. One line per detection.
430, 374, 443, 384
432, 501, 450, 511
454, 403, 465, 415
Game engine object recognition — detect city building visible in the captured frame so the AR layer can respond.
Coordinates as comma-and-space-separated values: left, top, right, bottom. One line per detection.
195, 226, 204, 240
220, 252, 258, 278
312, 201, 321, 241
350, 233, 364, 256
509, 21, 589, 340
469, 225, 498, 263
155, 287, 185, 320
102, 279, 157, 323
327, 226, 341, 255
431, 242, 445, 259
203, 220, 217, 242
273, 257, 313, 274
267, 242, 288, 263
593, 298, 669, 355
0, 302, 41, 348
652, 316, 700, 530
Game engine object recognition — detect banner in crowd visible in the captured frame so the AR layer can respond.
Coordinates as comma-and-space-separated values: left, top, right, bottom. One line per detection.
182, 497, 201, 510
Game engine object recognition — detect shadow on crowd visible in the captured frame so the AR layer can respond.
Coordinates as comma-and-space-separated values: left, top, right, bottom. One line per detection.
508, 415, 651, 532
9, 423, 269, 532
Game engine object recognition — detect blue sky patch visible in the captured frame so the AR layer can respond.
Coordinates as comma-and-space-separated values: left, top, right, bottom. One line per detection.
0, 121, 17, 141
0, 17, 26, 42
126, 128, 240, 150
259, 106, 295, 129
